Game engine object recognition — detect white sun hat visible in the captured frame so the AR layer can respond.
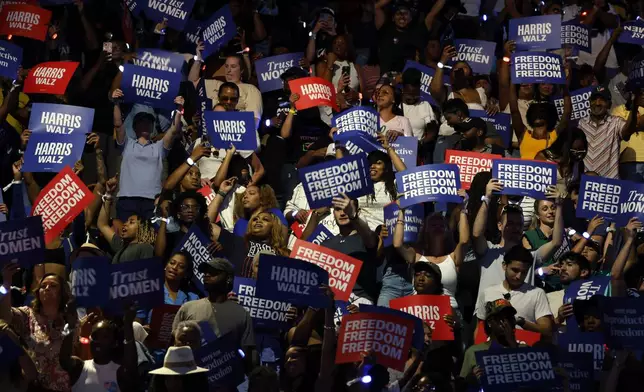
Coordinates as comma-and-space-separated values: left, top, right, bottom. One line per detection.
149, 346, 208, 375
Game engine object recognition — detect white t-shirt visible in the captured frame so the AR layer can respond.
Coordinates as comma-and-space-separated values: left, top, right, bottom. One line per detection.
72, 360, 120, 392
546, 289, 565, 321
357, 181, 392, 231
476, 241, 544, 303
380, 115, 413, 137
402, 101, 436, 140
475, 283, 553, 324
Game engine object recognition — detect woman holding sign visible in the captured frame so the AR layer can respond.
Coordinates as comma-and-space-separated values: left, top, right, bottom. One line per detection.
0, 263, 76, 392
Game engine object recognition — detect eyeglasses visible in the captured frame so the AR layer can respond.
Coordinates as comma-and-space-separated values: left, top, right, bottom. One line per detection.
570, 149, 587, 154
180, 204, 201, 212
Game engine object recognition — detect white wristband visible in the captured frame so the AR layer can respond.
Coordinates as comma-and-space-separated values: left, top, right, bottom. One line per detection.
480, 195, 491, 205
186, 157, 195, 166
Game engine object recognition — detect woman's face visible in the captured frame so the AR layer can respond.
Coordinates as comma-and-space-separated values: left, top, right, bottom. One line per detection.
332, 35, 348, 58
402, 84, 420, 105
38, 276, 61, 308
166, 254, 189, 282
369, 159, 386, 182
425, 215, 446, 236
570, 139, 587, 161
537, 200, 556, 226
181, 166, 202, 191
284, 347, 307, 378
242, 186, 261, 210
539, 83, 554, 97
249, 212, 273, 238
224, 57, 242, 83
376, 85, 395, 109
121, 215, 140, 240
177, 197, 202, 224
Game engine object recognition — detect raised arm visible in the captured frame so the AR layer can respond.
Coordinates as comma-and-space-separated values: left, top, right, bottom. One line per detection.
333, 193, 378, 249
621, 92, 641, 142
472, 179, 502, 256
555, 85, 572, 135
611, 218, 641, 297
498, 41, 514, 111
59, 300, 84, 384
162, 97, 184, 150
429, 46, 456, 104
212, 145, 237, 189
163, 144, 210, 191
207, 177, 237, 241
247, 152, 265, 186
314, 288, 337, 392
393, 208, 417, 263
425, 0, 446, 31
154, 201, 170, 258
97, 176, 118, 243
0, 263, 19, 324
375, 0, 393, 30
378, 134, 407, 172
594, 26, 622, 82
112, 89, 126, 145
188, 42, 205, 86
451, 199, 471, 270
535, 187, 565, 263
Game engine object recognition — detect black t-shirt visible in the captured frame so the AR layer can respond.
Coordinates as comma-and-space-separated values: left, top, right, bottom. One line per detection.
378, 22, 428, 74
219, 229, 277, 278
322, 234, 380, 303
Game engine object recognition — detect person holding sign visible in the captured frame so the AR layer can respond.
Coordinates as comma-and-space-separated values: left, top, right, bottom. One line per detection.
60, 302, 140, 392
475, 246, 554, 338
0, 264, 78, 392
534, 128, 588, 189
472, 180, 565, 301
172, 258, 256, 367
393, 201, 469, 310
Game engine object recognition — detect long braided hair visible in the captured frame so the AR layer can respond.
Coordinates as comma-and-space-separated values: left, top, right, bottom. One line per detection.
135, 217, 156, 245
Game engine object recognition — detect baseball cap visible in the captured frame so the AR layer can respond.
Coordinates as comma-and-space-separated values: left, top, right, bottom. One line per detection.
280, 66, 309, 81
589, 86, 611, 102
198, 257, 234, 275
413, 261, 442, 281
485, 299, 517, 320
453, 117, 486, 133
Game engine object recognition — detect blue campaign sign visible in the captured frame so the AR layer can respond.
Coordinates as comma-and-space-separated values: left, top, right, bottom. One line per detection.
511, 52, 566, 85
509, 15, 561, 51
626, 55, 644, 91
0, 334, 22, 369
182, 19, 203, 53
476, 347, 557, 392
205, 111, 257, 151
299, 155, 374, 209
0, 40, 22, 80
563, 276, 610, 331
255, 53, 304, 92
199, 321, 218, 345
389, 136, 418, 169
70, 256, 110, 308
383, 203, 422, 247
234, 277, 291, 330
618, 20, 644, 45
201, 5, 237, 59
133, 48, 186, 73
576, 175, 624, 223
124, 0, 144, 15
195, 333, 245, 389
557, 352, 595, 392
557, 331, 605, 378
561, 21, 591, 53
0, 190, 5, 223
359, 304, 424, 351
196, 78, 212, 137
469, 110, 512, 148
402, 60, 449, 106
109, 258, 164, 311
553, 87, 593, 121
396, 164, 461, 208
307, 224, 336, 245
620, 180, 644, 224
451, 40, 496, 75
255, 254, 329, 308
174, 225, 213, 295
492, 159, 557, 199
120, 64, 182, 110
142, 0, 196, 31
332, 106, 380, 141
29, 103, 95, 135
22, 132, 87, 173
600, 297, 644, 350
0, 216, 45, 267
335, 133, 384, 156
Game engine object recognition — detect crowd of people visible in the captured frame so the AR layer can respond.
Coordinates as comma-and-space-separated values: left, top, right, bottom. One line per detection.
0, 0, 643, 391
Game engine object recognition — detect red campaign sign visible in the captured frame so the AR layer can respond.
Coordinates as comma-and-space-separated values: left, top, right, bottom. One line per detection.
445, 149, 501, 190
0, 4, 51, 41
23, 61, 79, 95
290, 211, 312, 238
147, 304, 181, 349
290, 239, 362, 301
474, 320, 541, 346
197, 185, 216, 206
390, 295, 454, 341
288, 77, 338, 111
336, 312, 414, 371
31, 166, 95, 244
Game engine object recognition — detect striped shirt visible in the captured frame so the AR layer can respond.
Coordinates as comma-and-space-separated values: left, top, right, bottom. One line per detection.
578, 115, 625, 179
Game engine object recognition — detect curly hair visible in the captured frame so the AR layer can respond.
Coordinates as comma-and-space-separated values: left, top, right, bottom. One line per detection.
244, 209, 289, 256
135, 217, 156, 245
233, 184, 280, 223
368, 150, 397, 202
172, 190, 211, 234
31, 273, 72, 315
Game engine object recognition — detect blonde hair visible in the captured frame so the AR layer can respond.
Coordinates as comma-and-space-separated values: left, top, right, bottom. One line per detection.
136, 218, 157, 245
244, 209, 289, 256
233, 184, 279, 223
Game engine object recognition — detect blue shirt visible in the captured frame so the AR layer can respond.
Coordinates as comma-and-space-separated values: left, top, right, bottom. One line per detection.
118, 137, 167, 199
138, 285, 200, 323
